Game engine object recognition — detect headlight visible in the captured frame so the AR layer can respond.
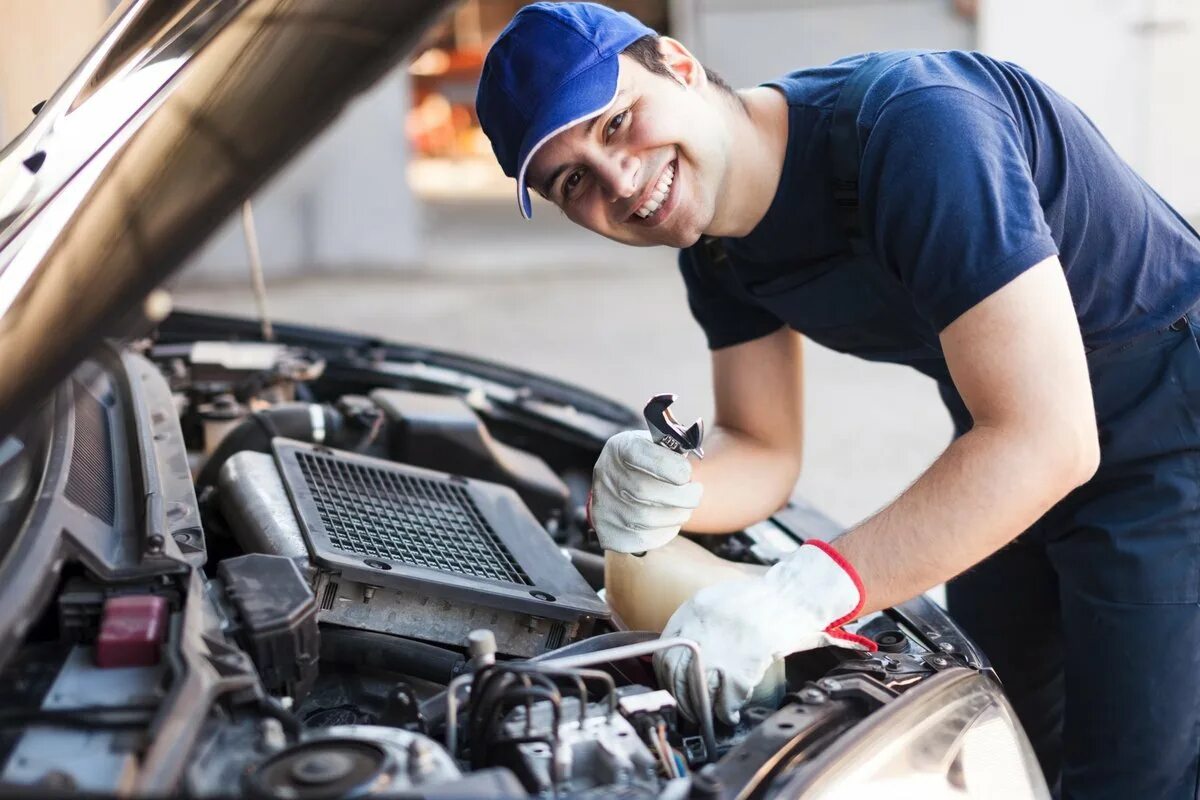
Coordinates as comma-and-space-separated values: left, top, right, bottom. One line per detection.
781, 668, 1050, 799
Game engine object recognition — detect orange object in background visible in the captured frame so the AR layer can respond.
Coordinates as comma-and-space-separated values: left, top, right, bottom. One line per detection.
404, 1, 669, 174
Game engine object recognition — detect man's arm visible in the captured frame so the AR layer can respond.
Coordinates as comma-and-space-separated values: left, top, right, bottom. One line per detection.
684, 325, 805, 532
833, 255, 1100, 614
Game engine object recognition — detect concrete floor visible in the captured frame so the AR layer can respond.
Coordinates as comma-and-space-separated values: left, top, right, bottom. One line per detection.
172, 251, 954, 528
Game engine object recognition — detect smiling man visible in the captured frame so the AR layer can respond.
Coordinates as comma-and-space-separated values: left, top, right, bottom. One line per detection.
475, 4, 1200, 797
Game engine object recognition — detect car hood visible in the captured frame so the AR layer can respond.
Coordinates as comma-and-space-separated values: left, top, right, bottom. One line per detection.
0, 0, 452, 439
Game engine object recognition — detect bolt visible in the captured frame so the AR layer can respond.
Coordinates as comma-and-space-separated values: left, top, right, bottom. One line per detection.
818, 678, 841, 692
931, 656, 949, 667
938, 642, 956, 653
799, 688, 826, 704
362, 586, 375, 603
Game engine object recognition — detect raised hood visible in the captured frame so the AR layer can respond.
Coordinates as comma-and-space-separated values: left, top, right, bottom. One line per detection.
0, 0, 452, 437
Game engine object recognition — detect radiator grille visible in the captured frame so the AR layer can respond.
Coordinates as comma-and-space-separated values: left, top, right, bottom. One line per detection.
295, 452, 532, 586
65, 383, 115, 524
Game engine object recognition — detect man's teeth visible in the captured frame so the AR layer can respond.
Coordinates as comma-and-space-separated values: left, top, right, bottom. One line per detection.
636, 163, 674, 218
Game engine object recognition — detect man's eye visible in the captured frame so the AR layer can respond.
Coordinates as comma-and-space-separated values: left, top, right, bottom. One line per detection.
563, 169, 585, 198
605, 110, 627, 140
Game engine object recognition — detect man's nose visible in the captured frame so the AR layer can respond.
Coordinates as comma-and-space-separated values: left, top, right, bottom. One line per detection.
596, 154, 639, 203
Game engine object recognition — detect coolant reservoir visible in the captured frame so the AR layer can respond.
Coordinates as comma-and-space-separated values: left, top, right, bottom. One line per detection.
198, 393, 246, 455
604, 538, 766, 632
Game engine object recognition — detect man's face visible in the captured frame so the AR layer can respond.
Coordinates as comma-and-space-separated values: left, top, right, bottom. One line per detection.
526, 49, 729, 248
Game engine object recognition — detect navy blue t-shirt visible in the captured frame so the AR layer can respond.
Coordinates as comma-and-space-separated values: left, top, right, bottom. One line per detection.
680, 51, 1200, 353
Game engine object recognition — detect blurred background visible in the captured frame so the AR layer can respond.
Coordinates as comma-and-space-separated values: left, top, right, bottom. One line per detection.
2, 0, 1197, 527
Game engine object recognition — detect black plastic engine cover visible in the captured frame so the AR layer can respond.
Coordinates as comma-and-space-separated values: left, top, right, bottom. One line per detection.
369, 389, 569, 522
217, 553, 319, 699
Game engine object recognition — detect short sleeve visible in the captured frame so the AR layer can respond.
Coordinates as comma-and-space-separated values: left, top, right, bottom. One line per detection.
677, 245, 784, 350
860, 86, 1059, 331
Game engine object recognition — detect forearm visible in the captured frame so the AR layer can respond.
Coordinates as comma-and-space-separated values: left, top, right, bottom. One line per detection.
834, 422, 1097, 615
683, 423, 801, 533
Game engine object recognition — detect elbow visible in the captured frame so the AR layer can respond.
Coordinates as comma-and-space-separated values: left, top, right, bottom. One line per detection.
764, 448, 803, 514
1070, 428, 1101, 488
779, 448, 804, 501
1052, 417, 1100, 492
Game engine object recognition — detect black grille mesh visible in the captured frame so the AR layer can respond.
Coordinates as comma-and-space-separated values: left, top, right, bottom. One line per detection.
296, 452, 532, 586
65, 383, 115, 524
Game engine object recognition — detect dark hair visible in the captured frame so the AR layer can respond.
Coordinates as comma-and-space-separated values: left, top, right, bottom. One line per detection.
621, 35, 745, 110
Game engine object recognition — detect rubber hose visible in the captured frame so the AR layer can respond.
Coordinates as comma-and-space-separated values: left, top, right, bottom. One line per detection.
319, 625, 467, 685
197, 403, 341, 488
565, 547, 604, 591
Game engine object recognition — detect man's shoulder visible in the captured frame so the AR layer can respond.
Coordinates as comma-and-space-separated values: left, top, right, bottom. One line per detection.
766, 50, 1022, 117
764, 53, 872, 111
857, 51, 1026, 125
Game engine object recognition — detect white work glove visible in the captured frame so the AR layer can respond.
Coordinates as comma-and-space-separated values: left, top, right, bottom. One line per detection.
588, 430, 704, 553
654, 540, 877, 725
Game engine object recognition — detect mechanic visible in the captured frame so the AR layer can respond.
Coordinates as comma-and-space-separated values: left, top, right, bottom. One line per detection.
474, 4, 1200, 797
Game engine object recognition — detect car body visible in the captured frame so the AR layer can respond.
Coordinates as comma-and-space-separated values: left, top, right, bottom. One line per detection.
0, 1, 1048, 797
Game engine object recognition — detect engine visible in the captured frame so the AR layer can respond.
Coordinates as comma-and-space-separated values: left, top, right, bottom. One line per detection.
0, 335, 985, 799
170, 340, 725, 798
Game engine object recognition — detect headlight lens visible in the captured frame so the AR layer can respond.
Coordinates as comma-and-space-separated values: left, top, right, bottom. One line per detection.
793, 669, 1050, 799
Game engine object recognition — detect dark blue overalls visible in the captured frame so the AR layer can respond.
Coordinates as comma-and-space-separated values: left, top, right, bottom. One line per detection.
685, 52, 1200, 799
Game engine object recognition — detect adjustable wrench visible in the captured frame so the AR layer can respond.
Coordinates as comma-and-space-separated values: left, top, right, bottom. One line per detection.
643, 393, 705, 459
597, 394, 704, 557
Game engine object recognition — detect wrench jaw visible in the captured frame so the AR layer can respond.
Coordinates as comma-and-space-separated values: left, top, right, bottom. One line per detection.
643, 393, 705, 459
684, 419, 705, 459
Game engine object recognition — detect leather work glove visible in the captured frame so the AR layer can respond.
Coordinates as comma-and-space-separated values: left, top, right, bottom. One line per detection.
588, 430, 704, 553
654, 540, 877, 725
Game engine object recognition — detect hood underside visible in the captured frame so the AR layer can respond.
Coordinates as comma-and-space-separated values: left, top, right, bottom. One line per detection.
0, 0, 452, 440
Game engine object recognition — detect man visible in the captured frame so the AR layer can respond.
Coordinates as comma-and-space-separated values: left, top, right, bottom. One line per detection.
475, 3, 1200, 797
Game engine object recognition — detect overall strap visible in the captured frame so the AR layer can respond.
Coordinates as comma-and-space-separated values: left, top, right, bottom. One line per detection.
830, 50, 925, 254
690, 234, 730, 283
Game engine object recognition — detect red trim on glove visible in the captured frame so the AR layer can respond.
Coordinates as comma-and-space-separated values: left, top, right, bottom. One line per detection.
804, 539, 878, 653
825, 627, 879, 650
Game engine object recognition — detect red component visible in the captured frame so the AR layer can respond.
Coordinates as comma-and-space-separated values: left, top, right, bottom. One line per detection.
95, 595, 168, 668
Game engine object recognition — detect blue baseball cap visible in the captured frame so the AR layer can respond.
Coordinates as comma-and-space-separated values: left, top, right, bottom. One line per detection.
476, 2, 656, 218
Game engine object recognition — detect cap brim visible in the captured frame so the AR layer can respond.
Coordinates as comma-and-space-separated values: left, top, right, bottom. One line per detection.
514, 56, 622, 219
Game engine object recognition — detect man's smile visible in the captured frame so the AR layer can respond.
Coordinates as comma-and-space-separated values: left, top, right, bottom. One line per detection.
627, 156, 681, 229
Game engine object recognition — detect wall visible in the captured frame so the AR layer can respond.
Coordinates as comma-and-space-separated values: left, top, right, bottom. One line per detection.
979, 0, 1200, 218
684, 0, 975, 84
180, 71, 423, 284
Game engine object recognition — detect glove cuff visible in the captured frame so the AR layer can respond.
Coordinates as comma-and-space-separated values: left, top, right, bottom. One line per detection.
803, 540, 877, 652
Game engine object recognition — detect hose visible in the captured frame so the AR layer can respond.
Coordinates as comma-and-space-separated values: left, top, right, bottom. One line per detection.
318, 625, 467, 685
197, 402, 342, 488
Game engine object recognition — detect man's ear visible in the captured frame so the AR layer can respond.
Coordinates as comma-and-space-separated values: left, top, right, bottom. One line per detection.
657, 36, 706, 90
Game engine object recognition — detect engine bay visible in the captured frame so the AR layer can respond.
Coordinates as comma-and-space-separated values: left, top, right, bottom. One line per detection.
0, 322, 988, 799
